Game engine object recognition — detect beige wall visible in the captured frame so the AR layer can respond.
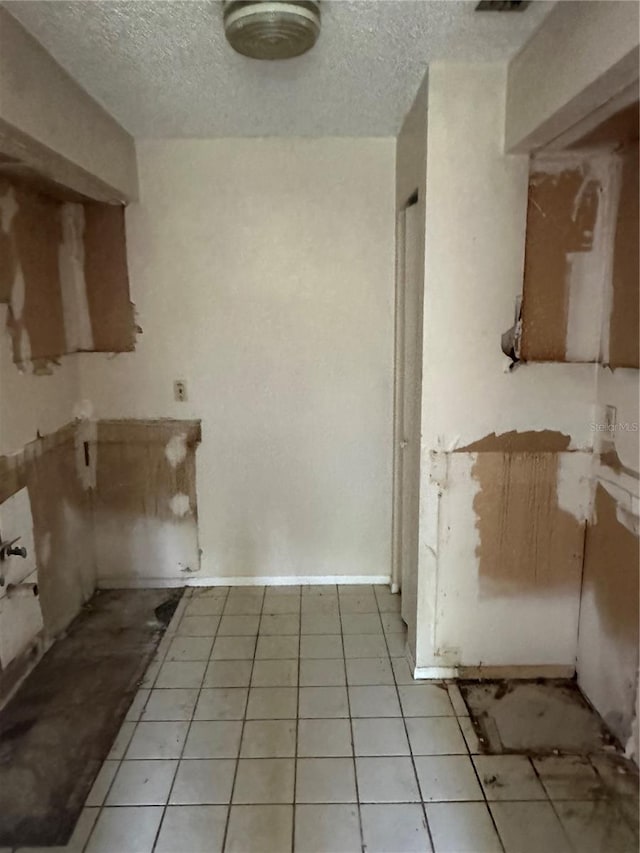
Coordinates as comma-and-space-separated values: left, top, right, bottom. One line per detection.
79, 138, 396, 583
0, 8, 137, 201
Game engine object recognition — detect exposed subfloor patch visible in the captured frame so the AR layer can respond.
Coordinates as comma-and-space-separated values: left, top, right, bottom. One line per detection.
460, 679, 618, 756
0, 588, 182, 847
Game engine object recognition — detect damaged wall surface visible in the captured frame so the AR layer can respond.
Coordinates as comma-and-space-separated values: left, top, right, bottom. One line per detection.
0, 177, 137, 371
77, 138, 396, 583
520, 145, 638, 367
577, 360, 639, 757
93, 420, 201, 585
0, 423, 94, 703
0, 416, 202, 701
412, 55, 638, 758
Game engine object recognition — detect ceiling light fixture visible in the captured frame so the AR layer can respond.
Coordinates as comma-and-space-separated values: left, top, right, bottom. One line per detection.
223, 0, 321, 60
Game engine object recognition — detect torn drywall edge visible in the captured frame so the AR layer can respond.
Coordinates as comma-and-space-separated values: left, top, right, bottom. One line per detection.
2, 177, 137, 368
455, 429, 572, 453
165, 433, 188, 469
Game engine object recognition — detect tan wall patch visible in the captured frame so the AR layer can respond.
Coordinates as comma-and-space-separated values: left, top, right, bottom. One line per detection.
457, 430, 571, 454
92, 420, 202, 582
520, 168, 599, 362
83, 203, 137, 352
471, 451, 585, 596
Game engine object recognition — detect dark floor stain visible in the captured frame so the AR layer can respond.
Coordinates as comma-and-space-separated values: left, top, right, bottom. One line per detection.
460, 678, 620, 756
0, 587, 182, 847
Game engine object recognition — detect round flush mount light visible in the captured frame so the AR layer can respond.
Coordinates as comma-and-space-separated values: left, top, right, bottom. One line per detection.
223, 1, 321, 60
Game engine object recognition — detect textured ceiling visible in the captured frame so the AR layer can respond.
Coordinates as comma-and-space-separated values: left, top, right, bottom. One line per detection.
4, 0, 554, 137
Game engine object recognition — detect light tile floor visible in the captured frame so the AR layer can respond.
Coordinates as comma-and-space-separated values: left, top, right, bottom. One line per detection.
9, 584, 639, 853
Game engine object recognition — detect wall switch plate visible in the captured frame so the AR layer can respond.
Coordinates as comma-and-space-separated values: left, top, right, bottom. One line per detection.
174, 380, 188, 402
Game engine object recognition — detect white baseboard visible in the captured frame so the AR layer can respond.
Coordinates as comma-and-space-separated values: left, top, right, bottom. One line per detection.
98, 574, 392, 589
413, 665, 459, 680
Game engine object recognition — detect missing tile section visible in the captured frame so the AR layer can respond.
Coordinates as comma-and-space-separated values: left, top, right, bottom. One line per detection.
460, 680, 614, 755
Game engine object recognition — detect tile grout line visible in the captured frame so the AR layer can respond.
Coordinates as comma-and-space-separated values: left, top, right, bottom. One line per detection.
150, 585, 231, 853
291, 583, 302, 853
457, 702, 508, 853
376, 585, 437, 853
337, 587, 365, 853
219, 586, 264, 853
529, 754, 576, 851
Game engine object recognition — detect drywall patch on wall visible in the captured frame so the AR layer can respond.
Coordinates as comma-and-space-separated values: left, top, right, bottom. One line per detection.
578, 484, 639, 749
169, 493, 191, 518
93, 420, 201, 582
165, 433, 188, 469
429, 452, 583, 669
471, 451, 585, 597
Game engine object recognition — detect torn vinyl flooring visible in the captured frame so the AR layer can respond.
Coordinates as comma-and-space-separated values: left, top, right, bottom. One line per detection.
0, 588, 182, 847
